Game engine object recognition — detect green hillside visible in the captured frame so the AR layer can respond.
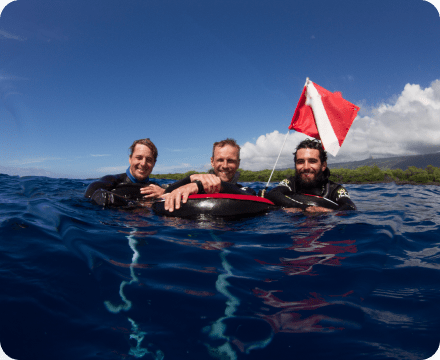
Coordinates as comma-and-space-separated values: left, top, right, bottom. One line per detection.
151, 164, 440, 185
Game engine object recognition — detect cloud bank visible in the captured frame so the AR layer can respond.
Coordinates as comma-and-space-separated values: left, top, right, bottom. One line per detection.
241, 79, 440, 170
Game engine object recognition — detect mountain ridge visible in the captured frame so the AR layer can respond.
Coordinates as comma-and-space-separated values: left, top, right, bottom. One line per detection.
328, 152, 440, 170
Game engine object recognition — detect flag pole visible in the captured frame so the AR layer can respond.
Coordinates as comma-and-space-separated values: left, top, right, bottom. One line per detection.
263, 78, 309, 191
264, 130, 290, 189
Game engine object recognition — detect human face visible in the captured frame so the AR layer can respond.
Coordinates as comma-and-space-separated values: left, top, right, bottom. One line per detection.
295, 148, 326, 184
129, 144, 156, 181
210, 145, 240, 182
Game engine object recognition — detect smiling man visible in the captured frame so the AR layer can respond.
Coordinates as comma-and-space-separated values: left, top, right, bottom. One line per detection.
264, 139, 356, 212
162, 138, 255, 212
85, 138, 166, 206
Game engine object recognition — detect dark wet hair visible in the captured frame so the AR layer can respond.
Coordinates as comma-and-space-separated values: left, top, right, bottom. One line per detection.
212, 138, 240, 159
293, 138, 327, 164
129, 138, 158, 162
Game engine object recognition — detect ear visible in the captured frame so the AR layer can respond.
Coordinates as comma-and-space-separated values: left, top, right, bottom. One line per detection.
321, 161, 327, 172
210, 157, 214, 168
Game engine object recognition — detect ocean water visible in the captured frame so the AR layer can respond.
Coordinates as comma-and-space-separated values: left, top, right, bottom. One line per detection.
0, 173, 439, 360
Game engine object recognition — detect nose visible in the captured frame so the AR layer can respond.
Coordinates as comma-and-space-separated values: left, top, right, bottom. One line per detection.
221, 160, 228, 168
303, 161, 312, 170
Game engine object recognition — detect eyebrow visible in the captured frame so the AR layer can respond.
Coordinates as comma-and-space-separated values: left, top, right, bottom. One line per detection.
296, 158, 319, 162
216, 157, 237, 161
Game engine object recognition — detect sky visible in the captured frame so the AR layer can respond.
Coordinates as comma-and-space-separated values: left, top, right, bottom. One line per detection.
0, 0, 440, 179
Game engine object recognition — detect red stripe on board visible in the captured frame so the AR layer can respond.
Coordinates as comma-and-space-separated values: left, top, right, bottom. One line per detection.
188, 193, 275, 205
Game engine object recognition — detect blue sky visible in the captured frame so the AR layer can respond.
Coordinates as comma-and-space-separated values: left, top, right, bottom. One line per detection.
1, 0, 440, 178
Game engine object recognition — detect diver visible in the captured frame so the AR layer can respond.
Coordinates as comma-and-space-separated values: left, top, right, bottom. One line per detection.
162, 138, 255, 212
262, 139, 356, 212
85, 138, 166, 207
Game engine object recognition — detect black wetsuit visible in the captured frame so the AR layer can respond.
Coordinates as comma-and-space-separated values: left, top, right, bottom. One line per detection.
85, 172, 162, 207
263, 175, 356, 211
164, 171, 256, 196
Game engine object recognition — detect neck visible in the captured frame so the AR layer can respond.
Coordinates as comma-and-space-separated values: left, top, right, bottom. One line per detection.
126, 167, 149, 184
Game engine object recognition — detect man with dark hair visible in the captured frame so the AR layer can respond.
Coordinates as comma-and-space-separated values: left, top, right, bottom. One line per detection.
85, 138, 166, 206
162, 138, 255, 212
264, 139, 356, 212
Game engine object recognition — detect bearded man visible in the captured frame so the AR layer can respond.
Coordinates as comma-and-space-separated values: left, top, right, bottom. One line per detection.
264, 139, 356, 212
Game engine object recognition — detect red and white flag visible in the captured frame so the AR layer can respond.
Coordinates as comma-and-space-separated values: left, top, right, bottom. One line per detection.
289, 78, 360, 156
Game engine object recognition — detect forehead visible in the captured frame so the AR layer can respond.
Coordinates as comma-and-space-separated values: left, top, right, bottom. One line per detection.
213, 145, 239, 159
296, 148, 321, 161
131, 144, 153, 157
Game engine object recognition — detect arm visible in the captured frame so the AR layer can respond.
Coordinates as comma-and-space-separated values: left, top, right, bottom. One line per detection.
164, 176, 192, 194
305, 185, 356, 212
162, 182, 199, 212
264, 183, 301, 208
140, 184, 166, 199
220, 182, 256, 195
84, 175, 120, 198
331, 186, 357, 211
161, 174, 224, 212
164, 174, 221, 194
189, 174, 221, 193
264, 181, 330, 212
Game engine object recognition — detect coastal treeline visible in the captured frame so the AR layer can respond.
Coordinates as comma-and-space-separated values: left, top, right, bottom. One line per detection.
150, 165, 440, 185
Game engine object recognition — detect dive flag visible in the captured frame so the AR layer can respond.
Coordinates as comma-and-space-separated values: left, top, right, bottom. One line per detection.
289, 78, 360, 156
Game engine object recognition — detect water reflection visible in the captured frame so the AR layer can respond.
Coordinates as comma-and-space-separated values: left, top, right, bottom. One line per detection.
103, 228, 165, 360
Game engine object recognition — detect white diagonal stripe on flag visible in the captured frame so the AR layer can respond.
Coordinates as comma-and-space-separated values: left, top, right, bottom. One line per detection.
305, 81, 340, 156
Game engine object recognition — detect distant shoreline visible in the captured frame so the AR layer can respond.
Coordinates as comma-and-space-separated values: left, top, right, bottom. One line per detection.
150, 165, 440, 185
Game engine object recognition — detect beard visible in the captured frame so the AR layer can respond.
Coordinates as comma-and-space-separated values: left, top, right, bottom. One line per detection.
294, 168, 326, 190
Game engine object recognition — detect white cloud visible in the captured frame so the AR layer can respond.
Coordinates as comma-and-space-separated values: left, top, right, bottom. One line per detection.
91, 154, 111, 157
240, 79, 440, 170
9, 157, 63, 165
0, 30, 25, 41
96, 166, 127, 173
153, 162, 210, 173
240, 131, 309, 170
338, 79, 440, 161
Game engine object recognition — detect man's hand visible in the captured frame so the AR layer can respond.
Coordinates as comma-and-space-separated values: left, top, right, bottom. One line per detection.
189, 174, 221, 194
304, 206, 334, 213
140, 184, 165, 199
283, 208, 302, 214
161, 183, 198, 212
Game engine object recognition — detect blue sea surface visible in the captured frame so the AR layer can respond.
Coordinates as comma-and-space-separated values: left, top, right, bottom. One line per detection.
0, 173, 439, 360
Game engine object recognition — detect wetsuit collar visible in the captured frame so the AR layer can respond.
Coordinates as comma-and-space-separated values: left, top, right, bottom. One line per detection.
294, 177, 328, 197
126, 166, 150, 184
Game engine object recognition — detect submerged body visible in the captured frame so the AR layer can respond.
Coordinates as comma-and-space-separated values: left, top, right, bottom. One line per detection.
265, 176, 356, 211
85, 139, 165, 207
84, 172, 163, 207
264, 141, 356, 212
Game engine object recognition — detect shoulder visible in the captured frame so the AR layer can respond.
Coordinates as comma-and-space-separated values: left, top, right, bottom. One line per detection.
276, 176, 295, 191
85, 173, 126, 198
101, 173, 127, 183
262, 177, 294, 199
327, 181, 356, 210
219, 181, 255, 195
329, 181, 351, 201
164, 176, 191, 193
